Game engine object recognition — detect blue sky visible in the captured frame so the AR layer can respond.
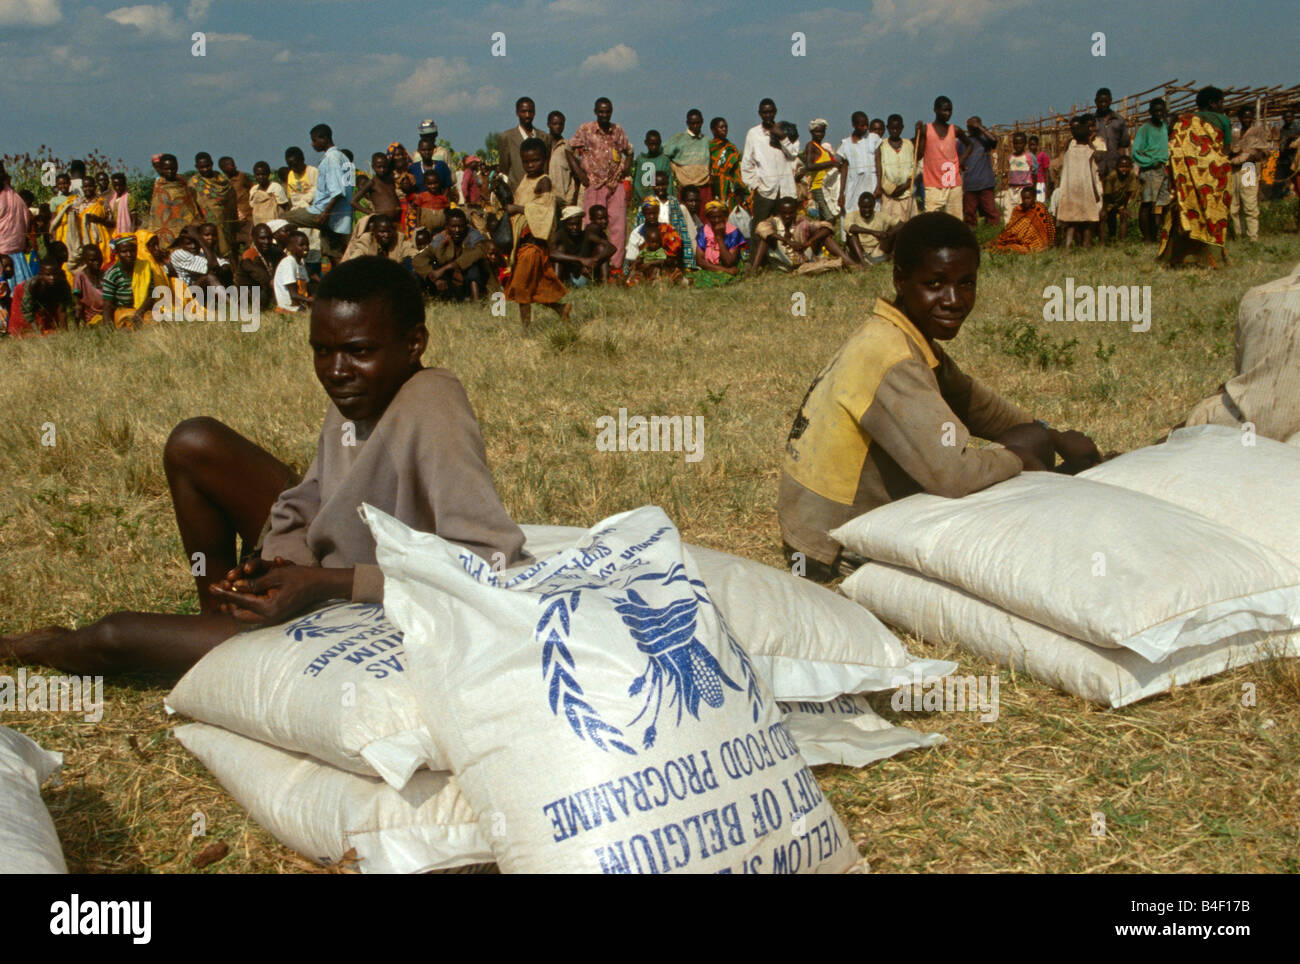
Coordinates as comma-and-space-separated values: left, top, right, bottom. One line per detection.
0, 0, 1293, 172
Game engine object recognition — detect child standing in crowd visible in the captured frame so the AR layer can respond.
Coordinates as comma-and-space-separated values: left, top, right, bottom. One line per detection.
875, 114, 916, 222
503, 138, 569, 331
632, 130, 670, 208
248, 161, 290, 227
1029, 135, 1052, 204
960, 116, 1000, 227
804, 119, 842, 225
1131, 98, 1170, 243
1055, 117, 1103, 249
1001, 131, 1037, 222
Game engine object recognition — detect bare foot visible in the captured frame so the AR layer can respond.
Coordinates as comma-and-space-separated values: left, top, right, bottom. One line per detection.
0, 626, 71, 664
560, 303, 573, 320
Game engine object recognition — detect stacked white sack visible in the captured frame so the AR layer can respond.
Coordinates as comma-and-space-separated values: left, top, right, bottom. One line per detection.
0, 725, 67, 874
833, 468, 1300, 706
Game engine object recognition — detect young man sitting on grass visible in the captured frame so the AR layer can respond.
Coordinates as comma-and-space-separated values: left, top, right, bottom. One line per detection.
778, 212, 1103, 582
1, 256, 529, 674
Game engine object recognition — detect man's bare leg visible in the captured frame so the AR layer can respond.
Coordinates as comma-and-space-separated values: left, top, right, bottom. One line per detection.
164, 416, 297, 611
1, 613, 241, 675
1, 417, 295, 675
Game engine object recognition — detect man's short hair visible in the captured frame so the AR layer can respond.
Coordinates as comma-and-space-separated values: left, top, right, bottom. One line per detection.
709, 116, 726, 131
759, 98, 776, 110
587, 204, 607, 218
310, 123, 333, 140
887, 113, 903, 125
851, 110, 868, 123
595, 96, 612, 109
1096, 87, 1112, 99
1237, 104, 1255, 119
933, 95, 952, 110
316, 255, 425, 334
1196, 86, 1224, 109
159, 153, 177, 166
645, 129, 661, 140
547, 109, 564, 122
1149, 97, 1166, 110
893, 213, 979, 275
516, 96, 534, 110
446, 208, 468, 223
687, 108, 703, 120
217, 155, 234, 166
195, 151, 212, 163
520, 136, 548, 159
285, 146, 304, 161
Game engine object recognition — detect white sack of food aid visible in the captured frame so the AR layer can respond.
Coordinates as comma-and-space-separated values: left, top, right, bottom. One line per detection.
0, 725, 67, 874
166, 602, 436, 790
370, 504, 860, 874
840, 562, 1299, 708
1080, 424, 1300, 564
521, 524, 953, 700
831, 473, 1300, 663
174, 723, 490, 874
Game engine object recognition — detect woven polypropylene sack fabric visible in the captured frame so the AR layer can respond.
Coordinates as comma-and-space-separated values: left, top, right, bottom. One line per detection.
0, 725, 66, 874
520, 524, 953, 700
174, 723, 490, 874
167, 602, 436, 789
840, 562, 1299, 707
1081, 425, 1300, 564
370, 504, 860, 874
831, 473, 1300, 663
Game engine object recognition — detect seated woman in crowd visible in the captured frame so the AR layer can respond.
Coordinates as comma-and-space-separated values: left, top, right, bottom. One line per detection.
100, 233, 166, 328
691, 199, 747, 287
987, 186, 1056, 254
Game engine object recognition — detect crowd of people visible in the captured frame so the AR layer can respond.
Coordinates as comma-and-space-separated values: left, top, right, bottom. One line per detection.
2, 87, 1298, 336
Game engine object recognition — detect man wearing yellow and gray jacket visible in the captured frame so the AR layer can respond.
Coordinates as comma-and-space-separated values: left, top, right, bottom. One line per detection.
778, 213, 1103, 582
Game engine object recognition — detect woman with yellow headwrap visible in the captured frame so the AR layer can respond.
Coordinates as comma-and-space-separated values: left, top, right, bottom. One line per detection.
100, 234, 164, 328
691, 199, 748, 288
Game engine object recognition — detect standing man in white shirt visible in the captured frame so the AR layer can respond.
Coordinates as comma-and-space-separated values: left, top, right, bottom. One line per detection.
741, 98, 801, 224
837, 111, 882, 226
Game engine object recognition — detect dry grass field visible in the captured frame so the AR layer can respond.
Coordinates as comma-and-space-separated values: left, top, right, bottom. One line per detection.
3, 204, 1298, 873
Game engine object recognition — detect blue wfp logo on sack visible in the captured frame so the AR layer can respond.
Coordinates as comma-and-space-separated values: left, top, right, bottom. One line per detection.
536, 559, 763, 756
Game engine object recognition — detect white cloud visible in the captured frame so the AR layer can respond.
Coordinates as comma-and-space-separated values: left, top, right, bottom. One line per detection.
580, 43, 637, 74
106, 4, 184, 38
0, 0, 61, 26
186, 0, 208, 19
394, 57, 502, 111
272, 48, 291, 63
